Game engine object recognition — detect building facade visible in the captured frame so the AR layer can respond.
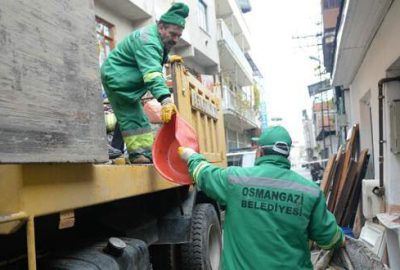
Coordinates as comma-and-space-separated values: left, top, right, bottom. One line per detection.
215, 0, 262, 152
307, 79, 338, 160
302, 0, 342, 162
331, 0, 400, 267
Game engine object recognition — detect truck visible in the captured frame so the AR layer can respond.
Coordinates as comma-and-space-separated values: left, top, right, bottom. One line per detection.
0, 1, 226, 269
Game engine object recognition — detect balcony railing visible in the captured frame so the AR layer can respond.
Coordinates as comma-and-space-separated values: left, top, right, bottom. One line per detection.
215, 0, 251, 51
222, 86, 256, 124
222, 85, 237, 111
217, 19, 253, 84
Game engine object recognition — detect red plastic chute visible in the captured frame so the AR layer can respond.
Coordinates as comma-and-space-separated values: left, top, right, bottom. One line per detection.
153, 114, 199, 185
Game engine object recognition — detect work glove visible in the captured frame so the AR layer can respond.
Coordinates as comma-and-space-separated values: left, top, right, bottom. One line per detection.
160, 97, 177, 123
178, 147, 197, 162
169, 55, 184, 64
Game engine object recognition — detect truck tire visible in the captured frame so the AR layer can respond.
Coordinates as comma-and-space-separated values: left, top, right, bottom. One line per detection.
180, 203, 222, 270
149, 244, 178, 270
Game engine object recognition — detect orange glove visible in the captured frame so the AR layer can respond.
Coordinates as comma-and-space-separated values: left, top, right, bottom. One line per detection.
160, 97, 177, 123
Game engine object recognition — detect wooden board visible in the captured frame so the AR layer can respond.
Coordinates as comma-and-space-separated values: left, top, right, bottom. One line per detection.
334, 160, 358, 223
0, 0, 108, 163
321, 154, 337, 196
327, 149, 344, 211
333, 124, 359, 210
342, 150, 369, 227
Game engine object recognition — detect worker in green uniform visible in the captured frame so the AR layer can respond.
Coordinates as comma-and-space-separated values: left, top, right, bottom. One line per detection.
100, 3, 189, 163
178, 126, 344, 270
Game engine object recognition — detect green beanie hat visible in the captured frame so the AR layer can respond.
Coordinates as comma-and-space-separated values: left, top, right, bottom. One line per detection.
160, 2, 190, 28
254, 126, 292, 156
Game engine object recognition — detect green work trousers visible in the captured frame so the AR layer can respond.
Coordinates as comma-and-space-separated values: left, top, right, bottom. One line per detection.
102, 83, 153, 160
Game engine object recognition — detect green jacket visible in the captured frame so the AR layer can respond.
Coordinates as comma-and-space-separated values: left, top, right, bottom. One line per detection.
188, 154, 344, 270
100, 23, 170, 102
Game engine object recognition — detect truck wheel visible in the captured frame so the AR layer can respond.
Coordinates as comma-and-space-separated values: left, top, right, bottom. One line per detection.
180, 203, 222, 270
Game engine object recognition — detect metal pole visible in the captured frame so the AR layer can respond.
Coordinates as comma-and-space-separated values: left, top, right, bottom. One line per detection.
27, 216, 37, 270
320, 92, 326, 158
327, 90, 334, 154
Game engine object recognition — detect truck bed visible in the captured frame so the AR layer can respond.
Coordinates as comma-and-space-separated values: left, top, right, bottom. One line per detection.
0, 163, 178, 234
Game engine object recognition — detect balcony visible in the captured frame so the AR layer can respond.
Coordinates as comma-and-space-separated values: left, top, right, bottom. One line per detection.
215, 0, 251, 52
217, 19, 253, 87
222, 86, 257, 130
94, 0, 152, 21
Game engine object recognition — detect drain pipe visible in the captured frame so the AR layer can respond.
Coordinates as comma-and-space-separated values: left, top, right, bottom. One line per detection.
373, 76, 400, 197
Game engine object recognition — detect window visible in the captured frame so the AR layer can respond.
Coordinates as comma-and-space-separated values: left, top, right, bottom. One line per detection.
197, 0, 208, 31
227, 154, 243, 166
96, 17, 115, 67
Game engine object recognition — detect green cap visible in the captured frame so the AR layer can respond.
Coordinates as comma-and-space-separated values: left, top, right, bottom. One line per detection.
257, 126, 292, 147
253, 126, 292, 156
160, 2, 190, 28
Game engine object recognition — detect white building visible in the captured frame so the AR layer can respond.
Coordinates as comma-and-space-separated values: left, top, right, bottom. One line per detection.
94, 0, 263, 153
332, 1, 400, 267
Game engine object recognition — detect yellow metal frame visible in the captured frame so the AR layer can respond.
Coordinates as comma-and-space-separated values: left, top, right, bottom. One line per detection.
27, 216, 36, 270
0, 164, 177, 228
0, 164, 178, 269
0, 212, 36, 269
172, 63, 227, 166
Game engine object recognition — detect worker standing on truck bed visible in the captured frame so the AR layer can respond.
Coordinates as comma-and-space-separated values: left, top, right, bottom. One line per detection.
100, 2, 189, 164
178, 126, 344, 270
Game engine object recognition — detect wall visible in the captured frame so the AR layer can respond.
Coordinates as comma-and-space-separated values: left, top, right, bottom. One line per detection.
348, 0, 400, 210
184, 58, 210, 74
95, 0, 219, 72
94, 0, 137, 43
359, 90, 376, 178
344, 89, 351, 124
186, 0, 219, 68
153, 0, 219, 70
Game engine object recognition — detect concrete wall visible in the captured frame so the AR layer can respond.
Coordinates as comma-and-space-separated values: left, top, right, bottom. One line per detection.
348, 0, 400, 211
184, 0, 220, 69
94, 0, 137, 43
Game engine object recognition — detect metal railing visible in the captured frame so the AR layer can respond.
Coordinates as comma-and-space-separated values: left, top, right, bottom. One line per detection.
217, 19, 253, 79
222, 86, 257, 124
222, 85, 237, 111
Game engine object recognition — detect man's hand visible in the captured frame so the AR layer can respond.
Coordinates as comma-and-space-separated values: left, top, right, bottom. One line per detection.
161, 97, 177, 123
169, 55, 183, 64
178, 147, 197, 162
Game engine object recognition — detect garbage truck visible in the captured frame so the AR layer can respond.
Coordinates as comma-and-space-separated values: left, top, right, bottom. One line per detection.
0, 1, 226, 269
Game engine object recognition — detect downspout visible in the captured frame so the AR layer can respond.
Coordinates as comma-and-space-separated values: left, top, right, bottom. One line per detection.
373, 76, 400, 197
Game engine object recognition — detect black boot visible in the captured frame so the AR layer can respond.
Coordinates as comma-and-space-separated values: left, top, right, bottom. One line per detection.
108, 144, 122, 159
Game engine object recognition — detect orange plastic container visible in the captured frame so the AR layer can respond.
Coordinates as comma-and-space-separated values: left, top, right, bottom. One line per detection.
153, 114, 199, 185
